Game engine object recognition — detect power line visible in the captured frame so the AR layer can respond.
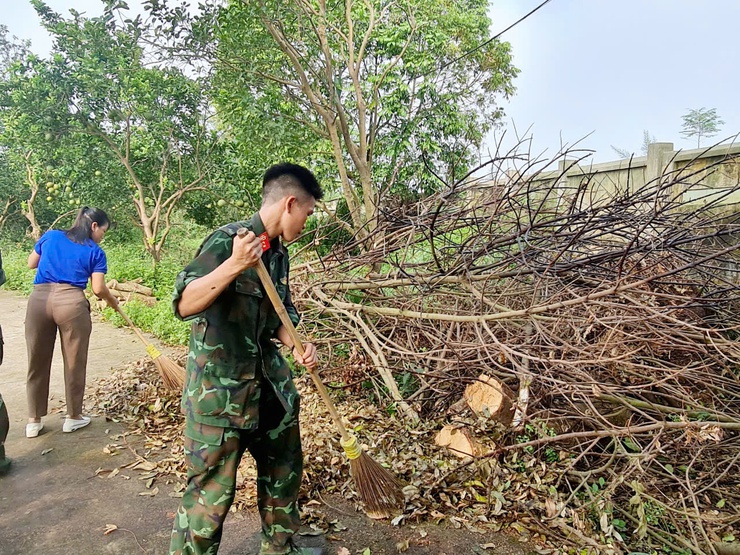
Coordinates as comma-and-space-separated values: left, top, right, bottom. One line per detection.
424, 0, 553, 78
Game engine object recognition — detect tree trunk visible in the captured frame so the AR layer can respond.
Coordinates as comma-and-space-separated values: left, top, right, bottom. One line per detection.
108, 288, 157, 306
463, 374, 515, 426
133, 198, 162, 263
434, 425, 483, 459
22, 153, 42, 240
107, 279, 153, 297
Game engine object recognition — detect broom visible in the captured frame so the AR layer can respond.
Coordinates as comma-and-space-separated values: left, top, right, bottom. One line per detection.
243, 230, 404, 518
114, 304, 186, 391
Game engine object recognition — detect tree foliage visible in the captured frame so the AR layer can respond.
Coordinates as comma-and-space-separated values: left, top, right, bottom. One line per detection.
0, 1, 224, 260
0, 27, 32, 231
680, 107, 724, 148
0, 25, 31, 76
610, 129, 655, 159
2, 0, 520, 258
213, 0, 518, 240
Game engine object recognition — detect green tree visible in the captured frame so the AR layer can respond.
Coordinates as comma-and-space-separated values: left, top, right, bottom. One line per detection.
680, 107, 724, 148
1, 45, 131, 239
0, 27, 32, 231
0, 149, 22, 231
1, 1, 221, 260
211, 0, 518, 242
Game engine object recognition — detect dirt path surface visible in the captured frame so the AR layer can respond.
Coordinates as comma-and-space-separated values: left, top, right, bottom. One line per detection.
0, 289, 181, 554
0, 290, 534, 555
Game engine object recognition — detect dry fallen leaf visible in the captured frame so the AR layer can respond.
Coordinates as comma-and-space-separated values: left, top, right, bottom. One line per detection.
127, 460, 157, 472
103, 524, 118, 536
139, 487, 159, 497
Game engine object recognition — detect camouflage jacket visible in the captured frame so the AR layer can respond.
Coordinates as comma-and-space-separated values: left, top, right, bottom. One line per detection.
172, 212, 301, 429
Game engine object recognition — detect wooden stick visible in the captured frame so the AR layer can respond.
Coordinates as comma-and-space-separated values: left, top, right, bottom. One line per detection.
254, 258, 353, 443
114, 304, 185, 390
241, 229, 404, 518
114, 305, 151, 346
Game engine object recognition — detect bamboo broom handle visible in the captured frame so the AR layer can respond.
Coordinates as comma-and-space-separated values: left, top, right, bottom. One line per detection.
254, 258, 352, 442
114, 304, 151, 347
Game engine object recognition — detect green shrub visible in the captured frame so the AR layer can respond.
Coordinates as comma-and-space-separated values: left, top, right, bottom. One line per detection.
103, 298, 190, 345
0, 240, 37, 294
99, 228, 203, 345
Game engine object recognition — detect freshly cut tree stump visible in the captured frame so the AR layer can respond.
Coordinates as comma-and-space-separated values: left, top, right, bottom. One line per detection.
464, 374, 515, 426
434, 425, 483, 459
715, 543, 740, 555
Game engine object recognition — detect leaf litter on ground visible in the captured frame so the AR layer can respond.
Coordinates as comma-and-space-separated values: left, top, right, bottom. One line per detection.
86, 354, 605, 551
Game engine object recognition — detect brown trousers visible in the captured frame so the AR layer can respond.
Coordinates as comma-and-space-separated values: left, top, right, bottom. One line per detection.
25, 284, 92, 419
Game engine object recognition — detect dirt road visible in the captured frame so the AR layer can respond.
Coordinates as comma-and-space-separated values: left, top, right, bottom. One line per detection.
0, 289, 188, 554
0, 290, 274, 554
0, 289, 533, 555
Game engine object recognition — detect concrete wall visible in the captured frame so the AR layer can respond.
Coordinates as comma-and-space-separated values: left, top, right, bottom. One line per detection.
521, 142, 740, 209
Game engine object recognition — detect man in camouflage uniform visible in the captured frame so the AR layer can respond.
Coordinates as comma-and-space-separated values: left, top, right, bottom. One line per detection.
0, 249, 11, 476
169, 163, 323, 555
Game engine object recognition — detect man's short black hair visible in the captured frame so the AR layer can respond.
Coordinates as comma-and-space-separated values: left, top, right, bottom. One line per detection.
262, 162, 323, 205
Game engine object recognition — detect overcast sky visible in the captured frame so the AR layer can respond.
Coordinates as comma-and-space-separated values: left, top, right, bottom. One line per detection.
3, 0, 738, 165
487, 0, 739, 164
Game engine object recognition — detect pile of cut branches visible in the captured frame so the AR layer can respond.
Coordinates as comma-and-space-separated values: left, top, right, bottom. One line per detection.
289, 147, 740, 553
89, 147, 740, 554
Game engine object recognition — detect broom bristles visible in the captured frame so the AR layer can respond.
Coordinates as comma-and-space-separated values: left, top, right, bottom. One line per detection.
153, 355, 186, 391
349, 451, 405, 519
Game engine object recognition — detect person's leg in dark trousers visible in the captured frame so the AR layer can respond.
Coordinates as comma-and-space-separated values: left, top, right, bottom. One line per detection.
0, 321, 9, 473
0, 393, 9, 474
25, 286, 58, 419
250, 387, 303, 555
169, 386, 304, 555
53, 286, 91, 418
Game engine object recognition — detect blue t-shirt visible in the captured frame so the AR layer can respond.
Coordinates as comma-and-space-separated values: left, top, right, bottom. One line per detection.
33, 230, 108, 289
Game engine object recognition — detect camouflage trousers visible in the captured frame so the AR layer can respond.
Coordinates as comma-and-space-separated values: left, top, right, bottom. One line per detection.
0, 392, 8, 463
169, 386, 303, 555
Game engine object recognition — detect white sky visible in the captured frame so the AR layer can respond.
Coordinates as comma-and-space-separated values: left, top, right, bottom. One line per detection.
487, 0, 740, 163
3, 0, 739, 165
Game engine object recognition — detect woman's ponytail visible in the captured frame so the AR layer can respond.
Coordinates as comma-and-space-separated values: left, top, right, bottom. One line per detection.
65, 207, 110, 244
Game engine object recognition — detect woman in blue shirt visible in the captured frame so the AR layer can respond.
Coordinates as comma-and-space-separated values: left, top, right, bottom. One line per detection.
25, 207, 118, 438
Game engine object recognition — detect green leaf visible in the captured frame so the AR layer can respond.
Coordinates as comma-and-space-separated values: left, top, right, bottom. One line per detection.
623, 437, 641, 452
